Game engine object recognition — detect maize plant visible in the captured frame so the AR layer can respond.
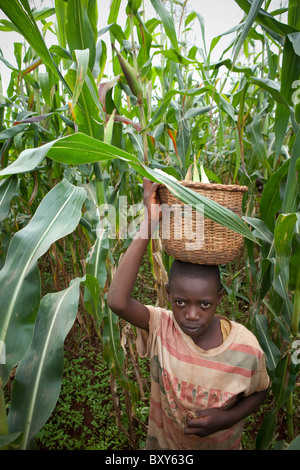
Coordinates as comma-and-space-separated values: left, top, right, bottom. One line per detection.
0, 0, 299, 450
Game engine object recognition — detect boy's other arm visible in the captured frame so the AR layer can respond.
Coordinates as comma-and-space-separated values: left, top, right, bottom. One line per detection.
185, 387, 269, 437
107, 179, 161, 330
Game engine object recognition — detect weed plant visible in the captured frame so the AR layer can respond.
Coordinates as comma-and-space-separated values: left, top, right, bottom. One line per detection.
36, 335, 149, 450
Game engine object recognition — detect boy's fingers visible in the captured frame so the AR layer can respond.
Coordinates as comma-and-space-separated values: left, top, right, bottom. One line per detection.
143, 177, 151, 188
186, 411, 208, 426
143, 178, 160, 194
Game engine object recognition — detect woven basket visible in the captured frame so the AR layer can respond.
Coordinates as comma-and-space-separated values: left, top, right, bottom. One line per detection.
158, 181, 248, 265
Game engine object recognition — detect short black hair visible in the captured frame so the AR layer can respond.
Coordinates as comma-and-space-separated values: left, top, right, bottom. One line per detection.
168, 260, 222, 293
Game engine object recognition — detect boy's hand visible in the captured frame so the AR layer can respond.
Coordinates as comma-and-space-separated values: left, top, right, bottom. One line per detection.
184, 389, 269, 438
184, 408, 229, 437
142, 178, 162, 231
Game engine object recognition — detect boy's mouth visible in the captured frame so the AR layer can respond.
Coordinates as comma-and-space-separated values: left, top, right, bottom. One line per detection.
181, 325, 202, 336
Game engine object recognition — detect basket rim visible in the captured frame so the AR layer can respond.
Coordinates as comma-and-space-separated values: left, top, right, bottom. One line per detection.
158, 180, 248, 193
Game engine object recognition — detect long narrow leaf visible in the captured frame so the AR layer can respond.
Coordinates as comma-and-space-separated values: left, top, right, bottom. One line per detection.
83, 181, 110, 323
275, 1, 300, 156
150, 0, 179, 51
255, 314, 281, 376
282, 129, 300, 213
108, 0, 122, 24
70, 49, 90, 112
260, 160, 290, 231
65, 67, 103, 138
255, 409, 277, 450
273, 213, 297, 323
246, 115, 271, 171
232, 0, 265, 66
65, 0, 97, 71
234, 0, 296, 36
0, 179, 86, 388
0, 133, 257, 243
248, 77, 290, 107
0, 176, 18, 221
243, 217, 273, 244
0, 0, 69, 91
7, 277, 85, 449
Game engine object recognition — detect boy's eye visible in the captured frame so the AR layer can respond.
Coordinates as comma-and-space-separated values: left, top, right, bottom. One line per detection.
201, 302, 210, 308
175, 300, 185, 306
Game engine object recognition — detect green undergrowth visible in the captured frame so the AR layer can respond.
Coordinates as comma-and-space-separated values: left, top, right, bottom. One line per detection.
36, 335, 149, 450
36, 340, 127, 450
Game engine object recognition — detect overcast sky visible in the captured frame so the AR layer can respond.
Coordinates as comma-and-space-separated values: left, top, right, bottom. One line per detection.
0, 1, 285, 90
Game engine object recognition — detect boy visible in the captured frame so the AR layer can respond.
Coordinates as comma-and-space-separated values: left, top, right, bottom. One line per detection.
107, 178, 269, 450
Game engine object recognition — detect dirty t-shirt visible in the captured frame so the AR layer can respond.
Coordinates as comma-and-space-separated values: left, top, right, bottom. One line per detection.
136, 306, 270, 450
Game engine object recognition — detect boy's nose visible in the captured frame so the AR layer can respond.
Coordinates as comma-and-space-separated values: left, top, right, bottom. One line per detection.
185, 307, 200, 321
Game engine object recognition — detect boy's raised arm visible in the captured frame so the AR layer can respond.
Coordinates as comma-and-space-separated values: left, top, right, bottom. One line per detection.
107, 178, 161, 330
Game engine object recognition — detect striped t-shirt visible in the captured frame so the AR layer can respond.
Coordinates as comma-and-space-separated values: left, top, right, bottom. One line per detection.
136, 306, 270, 450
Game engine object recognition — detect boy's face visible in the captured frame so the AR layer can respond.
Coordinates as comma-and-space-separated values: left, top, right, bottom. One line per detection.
166, 275, 223, 345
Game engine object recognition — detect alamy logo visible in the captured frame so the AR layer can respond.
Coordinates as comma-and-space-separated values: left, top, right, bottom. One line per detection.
96, 198, 205, 251
292, 340, 300, 365
292, 80, 300, 105
0, 340, 5, 364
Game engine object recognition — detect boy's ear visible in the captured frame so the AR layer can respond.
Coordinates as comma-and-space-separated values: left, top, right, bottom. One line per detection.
165, 284, 170, 300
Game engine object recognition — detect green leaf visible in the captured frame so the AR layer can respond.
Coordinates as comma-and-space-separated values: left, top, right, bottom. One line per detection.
0, 179, 86, 388
234, 0, 296, 36
248, 77, 290, 107
0, 431, 22, 449
176, 118, 190, 170
275, 28, 300, 156
0, 123, 28, 141
83, 181, 110, 325
54, 0, 67, 49
262, 298, 289, 341
7, 277, 84, 449
232, 0, 265, 65
70, 49, 90, 112
0, 176, 18, 221
0, 140, 54, 176
288, 32, 300, 56
103, 301, 125, 380
65, 0, 97, 71
255, 409, 277, 450
272, 355, 298, 410
243, 217, 273, 244
126, 0, 143, 15
0, 134, 257, 243
260, 160, 290, 231
108, 0, 122, 24
184, 105, 212, 120
255, 314, 281, 376
65, 67, 103, 138
0, 0, 69, 90
155, 49, 195, 65
287, 434, 300, 450
274, 213, 297, 260
149, 0, 179, 51
273, 213, 297, 320
84, 273, 100, 320
246, 116, 271, 171
291, 268, 300, 337
282, 130, 300, 213
33, 6, 56, 22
